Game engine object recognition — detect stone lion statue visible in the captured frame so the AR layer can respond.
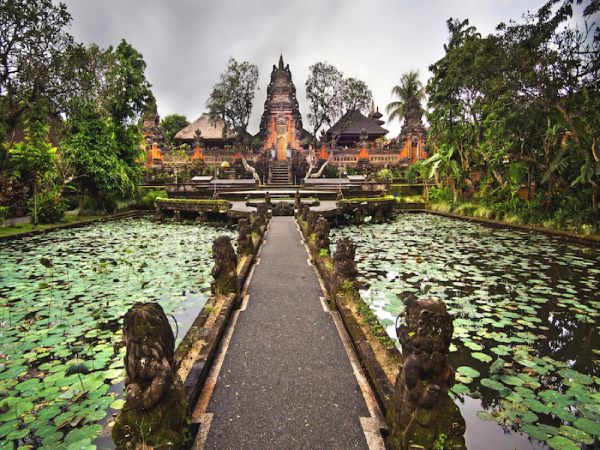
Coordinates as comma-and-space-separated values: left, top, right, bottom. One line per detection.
122, 302, 175, 411
333, 237, 359, 281
112, 302, 188, 449
387, 294, 465, 449
211, 235, 238, 296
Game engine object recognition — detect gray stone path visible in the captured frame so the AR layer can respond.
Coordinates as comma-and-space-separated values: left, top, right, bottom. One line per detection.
199, 217, 376, 449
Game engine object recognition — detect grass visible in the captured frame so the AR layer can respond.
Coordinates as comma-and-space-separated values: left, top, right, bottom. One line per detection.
0, 214, 104, 238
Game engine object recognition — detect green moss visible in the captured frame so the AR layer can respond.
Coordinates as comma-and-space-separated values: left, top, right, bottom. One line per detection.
155, 197, 230, 207
112, 382, 190, 449
337, 195, 395, 205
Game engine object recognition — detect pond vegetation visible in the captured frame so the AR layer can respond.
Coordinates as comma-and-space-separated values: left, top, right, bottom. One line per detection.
331, 213, 600, 449
0, 217, 234, 449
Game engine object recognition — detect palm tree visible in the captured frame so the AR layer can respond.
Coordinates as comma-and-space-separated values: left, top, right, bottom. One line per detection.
386, 71, 425, 124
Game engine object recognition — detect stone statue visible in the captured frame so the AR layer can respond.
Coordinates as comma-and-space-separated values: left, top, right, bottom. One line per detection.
306, 210, 319, 234
112, 302, 188, 449
272, 202, 294, 216
211, 236, 238, 296
333, 237, 358, 281
256, 203, 268, 228
237, 218, 253, 255
387, 295, 466, 450
315, 216, 330, 251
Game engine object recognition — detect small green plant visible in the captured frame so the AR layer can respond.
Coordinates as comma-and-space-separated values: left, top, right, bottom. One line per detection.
28, 188, 67, 224
318, 248, 329, 258
433, 433, 448, 450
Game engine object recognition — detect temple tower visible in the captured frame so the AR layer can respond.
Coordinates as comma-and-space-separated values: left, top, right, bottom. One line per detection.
258, 55, 304, 160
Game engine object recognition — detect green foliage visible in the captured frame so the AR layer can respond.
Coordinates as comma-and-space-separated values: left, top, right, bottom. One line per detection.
318, 248, 329, 258
428, 186, 452, 203
341, 78, 373, 114
27, 188, 67, 224
306, 62, 373, 136
433, 433, 448, 450
0, 0, 73, 137
373, 169, 393, 183
0, 205, 8, 224
305, 62, 344, 137
138, 189, 167, 207
206, 57, 259, 136
426, 2, 600, 229
386, 70, 425, 124
160, 114, 189, 144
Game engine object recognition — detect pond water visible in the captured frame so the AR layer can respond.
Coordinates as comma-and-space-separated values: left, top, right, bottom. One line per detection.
0, 217, 235, 449
330, 213, 600, 450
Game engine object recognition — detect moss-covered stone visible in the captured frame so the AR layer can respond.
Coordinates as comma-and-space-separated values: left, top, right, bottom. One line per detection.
112, 380, 189, 450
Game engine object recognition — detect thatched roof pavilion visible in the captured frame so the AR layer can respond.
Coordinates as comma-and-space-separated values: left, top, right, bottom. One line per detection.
174, 113, 237, 148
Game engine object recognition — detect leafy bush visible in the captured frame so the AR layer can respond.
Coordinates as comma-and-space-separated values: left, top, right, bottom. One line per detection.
428, 186, 452, 203
0, 206, 8, 225
138, 189, 167, 207
28, 189, 67, 224
374, 169, 393, 183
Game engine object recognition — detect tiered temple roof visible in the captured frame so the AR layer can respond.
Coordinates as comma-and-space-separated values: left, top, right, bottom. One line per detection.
258, 55, 312, 150
325, 109, 388, 147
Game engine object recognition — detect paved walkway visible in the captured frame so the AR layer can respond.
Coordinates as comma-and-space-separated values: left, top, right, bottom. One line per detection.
194, 217, 383, 449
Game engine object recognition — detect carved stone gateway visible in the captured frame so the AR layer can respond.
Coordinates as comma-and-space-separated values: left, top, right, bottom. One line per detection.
112, 302, 188, 449
388, 295, 466, 450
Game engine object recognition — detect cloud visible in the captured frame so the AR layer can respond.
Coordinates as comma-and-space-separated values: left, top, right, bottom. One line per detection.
60, 0, 547, 136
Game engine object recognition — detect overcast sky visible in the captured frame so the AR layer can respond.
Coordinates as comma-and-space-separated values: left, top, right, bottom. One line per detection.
61, 0, 548, 136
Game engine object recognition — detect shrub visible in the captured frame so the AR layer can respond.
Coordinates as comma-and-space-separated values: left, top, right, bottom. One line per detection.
29, 189, 67, 224
0, 206, 8, 225
428, 186, 452, 203
374, 169, 393, 183
138, 189, 168, 207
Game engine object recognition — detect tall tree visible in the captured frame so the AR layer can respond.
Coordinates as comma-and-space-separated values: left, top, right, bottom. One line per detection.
305, 62, 344, 137
341, 78, 373, 114
161, 114, 189, 144
206, 57, 259, 137
0, 0, 74, 140
386, 71, 425, 125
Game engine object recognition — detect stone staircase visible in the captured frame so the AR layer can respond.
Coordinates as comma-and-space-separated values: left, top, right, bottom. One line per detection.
270, 160, 291, 185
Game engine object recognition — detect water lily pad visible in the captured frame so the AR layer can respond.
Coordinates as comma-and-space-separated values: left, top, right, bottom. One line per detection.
546, 435, 580, 450
471, 352, 492, 363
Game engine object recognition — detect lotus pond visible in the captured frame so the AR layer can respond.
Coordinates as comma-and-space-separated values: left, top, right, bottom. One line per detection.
0, 217, 235, 449
331, 213, 600, 450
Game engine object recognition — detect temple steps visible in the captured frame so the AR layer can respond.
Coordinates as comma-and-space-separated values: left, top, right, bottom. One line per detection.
271, 160, 291, 185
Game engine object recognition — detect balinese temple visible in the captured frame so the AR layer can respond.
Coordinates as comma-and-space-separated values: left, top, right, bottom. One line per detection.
396, 97, 428, 163
257, 55, 312, 160
141, 104, 167, 167
175, 113, 237, 149
325, 108, 388, 147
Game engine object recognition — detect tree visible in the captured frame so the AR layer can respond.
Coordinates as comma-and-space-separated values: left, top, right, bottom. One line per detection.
161, 114, 189, 144
58, 40, 154, 211
0, 0, 74, 140
342, 78, 373, 114
206, 57, 259, 137
386, 71, 425, 125
9, 121, 57, 223
305, 62, 344, 137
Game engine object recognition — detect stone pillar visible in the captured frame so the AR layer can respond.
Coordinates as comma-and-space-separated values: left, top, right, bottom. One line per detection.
387, 295, 466, 450
112, 302, 189, 449
211, 236, 239, 297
